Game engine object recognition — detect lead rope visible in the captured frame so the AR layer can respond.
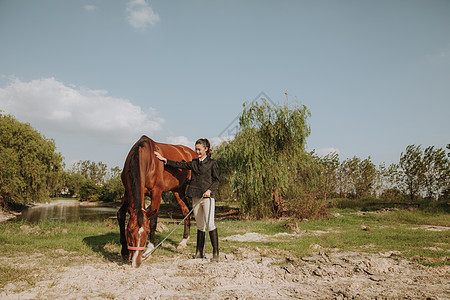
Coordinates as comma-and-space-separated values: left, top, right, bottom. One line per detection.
142, 197, 205, 259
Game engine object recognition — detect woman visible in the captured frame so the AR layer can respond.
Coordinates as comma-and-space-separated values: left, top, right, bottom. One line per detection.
154, 138, 220, 262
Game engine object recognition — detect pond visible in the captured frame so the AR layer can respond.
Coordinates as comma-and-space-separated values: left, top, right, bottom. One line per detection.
17, 200, 118, 223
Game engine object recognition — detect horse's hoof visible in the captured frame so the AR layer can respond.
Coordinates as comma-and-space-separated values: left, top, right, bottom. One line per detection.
177, 237, 189, 249
142, 255, 152, 261
143, 243, 155, 257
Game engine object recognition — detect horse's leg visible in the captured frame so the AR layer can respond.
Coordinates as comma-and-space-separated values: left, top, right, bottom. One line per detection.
117, 201, 129, 261
143, 189, 162, 256
173, 190, 191, 249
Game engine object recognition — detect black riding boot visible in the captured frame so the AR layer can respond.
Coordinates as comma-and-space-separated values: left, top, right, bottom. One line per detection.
209, 228, 219, 262
194, 230, 205, 259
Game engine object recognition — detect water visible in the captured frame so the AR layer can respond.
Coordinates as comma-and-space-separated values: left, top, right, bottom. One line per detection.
18, 200, 118, 223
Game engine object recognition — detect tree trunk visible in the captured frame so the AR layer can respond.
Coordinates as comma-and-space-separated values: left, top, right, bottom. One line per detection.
272, 189, 283, 217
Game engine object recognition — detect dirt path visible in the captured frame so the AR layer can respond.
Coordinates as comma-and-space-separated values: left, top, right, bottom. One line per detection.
2, 243, 448, 300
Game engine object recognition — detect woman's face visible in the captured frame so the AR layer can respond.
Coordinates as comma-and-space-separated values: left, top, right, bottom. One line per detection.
195, 143, 207, 159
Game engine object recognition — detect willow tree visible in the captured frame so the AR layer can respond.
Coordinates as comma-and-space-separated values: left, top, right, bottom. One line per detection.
0, 112, 64, 206
215, 99, 313, 218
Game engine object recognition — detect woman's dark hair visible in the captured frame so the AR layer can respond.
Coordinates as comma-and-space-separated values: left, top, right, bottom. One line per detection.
195, 138, 212, 156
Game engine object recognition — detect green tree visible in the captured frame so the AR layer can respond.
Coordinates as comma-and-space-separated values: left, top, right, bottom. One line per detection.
0, 112, 64, 206
215, 99, 313, 218
99, 166, 124, 202
316, 152, 340, 199
65, 165, 124, 202
356, 157, 377, 198
79, 179, 101, 202
398, 144, 449, 200
72, 160, 107, 185
423, 146, 449, 200
399, 145, 425, 200
63, 171, 87, 197
337, 156, 376, 198
339, 157, 359, 198
377, 162, 405, 201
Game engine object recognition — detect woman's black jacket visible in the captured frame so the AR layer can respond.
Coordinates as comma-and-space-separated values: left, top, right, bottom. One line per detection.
165, 156, 219, 199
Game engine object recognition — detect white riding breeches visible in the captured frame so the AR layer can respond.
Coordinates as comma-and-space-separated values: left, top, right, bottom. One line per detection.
192, 197, 216, 232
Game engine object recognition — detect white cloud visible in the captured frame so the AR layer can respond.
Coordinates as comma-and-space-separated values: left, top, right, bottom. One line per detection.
166, 136, 194, 148
426, 43, 450, 66
126, 0, 160, 30
211, 136, 234, 147
315, 147, 340, 157
84, 5, 97, 12
0, 77, 164, 144
165, 135, 234, 152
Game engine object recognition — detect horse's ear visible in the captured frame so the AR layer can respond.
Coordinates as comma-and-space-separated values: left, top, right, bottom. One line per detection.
146, 209, 157, 218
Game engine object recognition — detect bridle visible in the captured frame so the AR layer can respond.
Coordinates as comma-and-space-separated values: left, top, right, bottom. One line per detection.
127, 207, 149, 251
128, 245, 146, 251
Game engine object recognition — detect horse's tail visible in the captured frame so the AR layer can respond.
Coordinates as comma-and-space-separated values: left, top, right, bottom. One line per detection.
130, 139, 147, 227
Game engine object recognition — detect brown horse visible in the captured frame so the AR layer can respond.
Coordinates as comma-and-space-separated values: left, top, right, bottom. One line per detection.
118, 135, 197, 267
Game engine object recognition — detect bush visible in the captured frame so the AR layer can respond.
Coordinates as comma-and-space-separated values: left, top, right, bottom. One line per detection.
379, 187, 408, 202
79, 180, 101, 202
63, 172, 87, 197
99, 176, 124, 202
285, 193, 330, 220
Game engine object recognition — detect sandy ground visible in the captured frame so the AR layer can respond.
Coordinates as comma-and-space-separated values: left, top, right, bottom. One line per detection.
1, 206, 449, 299
1, 232, 449, 300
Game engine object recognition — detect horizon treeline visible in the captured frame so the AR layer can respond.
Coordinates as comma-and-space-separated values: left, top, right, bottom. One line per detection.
1, 109, 448, 220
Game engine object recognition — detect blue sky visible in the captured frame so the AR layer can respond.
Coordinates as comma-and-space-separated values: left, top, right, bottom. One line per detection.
1, 0, 449, 170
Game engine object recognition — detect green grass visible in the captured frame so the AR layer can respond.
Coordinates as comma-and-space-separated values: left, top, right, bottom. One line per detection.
374, 209, 450, 226
0, 221, 116, 256
0, 265, 35, 287
296, 209, 449, 264
1, 208, 449, 289
333, 197, 449, 214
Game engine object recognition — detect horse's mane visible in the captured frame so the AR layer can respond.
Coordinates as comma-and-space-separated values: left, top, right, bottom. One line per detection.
130, 136, 152, 227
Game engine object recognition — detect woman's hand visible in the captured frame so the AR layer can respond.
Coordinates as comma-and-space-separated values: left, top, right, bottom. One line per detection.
203, 190, 211, 198
154, 151, 167, 163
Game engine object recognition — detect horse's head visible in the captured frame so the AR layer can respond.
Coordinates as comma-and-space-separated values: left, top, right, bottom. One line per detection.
126, 209, 150, 268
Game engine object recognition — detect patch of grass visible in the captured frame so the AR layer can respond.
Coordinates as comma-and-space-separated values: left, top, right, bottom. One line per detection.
0, 264, 35, 289
0, 220, 119, 258
98, 292, 117, 299
219, 219, 288, 235
294, 210, 450, 265
375, 209, 450, 227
